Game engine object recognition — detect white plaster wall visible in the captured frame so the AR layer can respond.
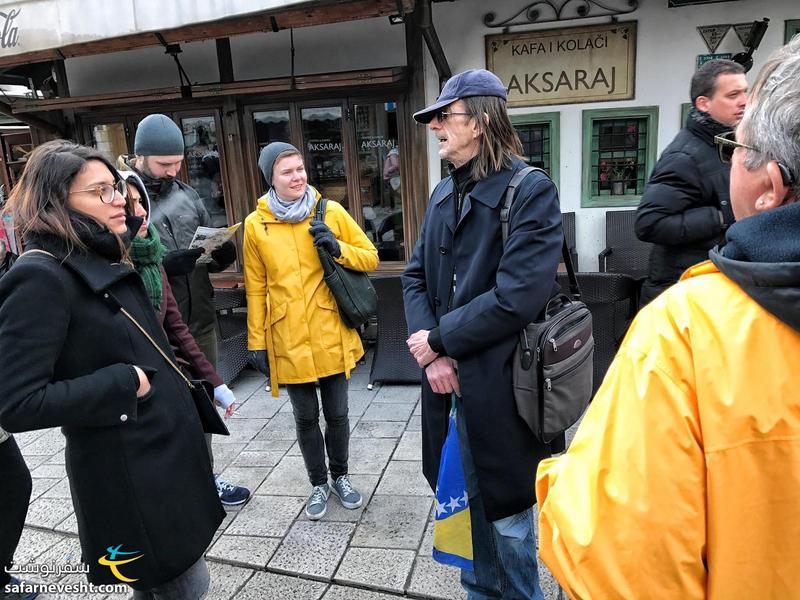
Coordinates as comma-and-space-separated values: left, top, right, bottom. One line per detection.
64, 15, 406, 95
426, 0, 799, 270
231, 16, 406, 80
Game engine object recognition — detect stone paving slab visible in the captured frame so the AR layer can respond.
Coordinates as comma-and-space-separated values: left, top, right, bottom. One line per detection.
217, 466, 271, 496
347, 438, 398, 475
372, 385, 421, 403
225, 495, 305, 537
392, 431, 422, 461
257, 455, 313, 496
206, 561, 255, 600
29, 463, 67, 479
235, 571, 327, 600
375, 461, 432, 497
351, 421, 406, 439
407, 556, 467, 600
41, 477, 71, 499
406, 415, 422, 432
12, 527, 64, 564
29, 477, 62, 502
25, 498, 74, 530
207, 534, 281, 569
350, 495, 431, 550
254, 412, 301, 441
360, 402, 415, 423
322, 585, 400, 600
268, 521, 355, 580
334, 547, 416, 593
231, 396, 285, 419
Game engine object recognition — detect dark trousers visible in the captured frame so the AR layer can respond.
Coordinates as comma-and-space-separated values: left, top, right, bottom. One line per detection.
286, 373, 350, 487
0, 436, 32, 587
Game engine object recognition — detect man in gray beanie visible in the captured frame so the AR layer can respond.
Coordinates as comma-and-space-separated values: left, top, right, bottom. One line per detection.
131, 113, 249, 507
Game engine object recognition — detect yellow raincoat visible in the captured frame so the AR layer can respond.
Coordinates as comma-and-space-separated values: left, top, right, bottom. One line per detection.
537, 261, 800, 599
243, 192, 378, 397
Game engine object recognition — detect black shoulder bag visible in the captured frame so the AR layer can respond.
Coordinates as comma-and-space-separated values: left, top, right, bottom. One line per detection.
501, 167, 594, 443
314, 198, 378, 329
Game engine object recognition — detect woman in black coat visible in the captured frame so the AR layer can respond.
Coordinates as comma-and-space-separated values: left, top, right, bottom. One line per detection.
0, 141, 224, 598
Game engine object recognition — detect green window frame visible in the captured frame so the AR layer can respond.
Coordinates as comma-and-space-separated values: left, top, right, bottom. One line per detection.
511, 112, 560, 190
581, 106, 659, 208
680, 102, 691, 127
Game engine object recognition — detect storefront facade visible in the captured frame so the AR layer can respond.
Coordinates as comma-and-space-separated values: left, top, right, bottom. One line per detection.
0, 0, 798, 273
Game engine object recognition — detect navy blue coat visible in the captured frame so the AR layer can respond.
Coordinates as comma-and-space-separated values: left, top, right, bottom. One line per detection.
402, 158, 562, 521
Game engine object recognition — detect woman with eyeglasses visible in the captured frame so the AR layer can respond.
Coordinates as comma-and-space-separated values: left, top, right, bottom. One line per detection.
0, 140, 224, 599
537, 38, 800, 599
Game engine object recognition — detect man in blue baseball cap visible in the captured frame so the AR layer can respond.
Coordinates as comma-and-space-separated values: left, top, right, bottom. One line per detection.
403, 69, 563, 599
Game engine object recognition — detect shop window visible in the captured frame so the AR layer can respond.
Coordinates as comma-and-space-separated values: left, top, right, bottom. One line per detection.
180, 116, 228, 227
352, 101, 403, 262
252, 109, 291, 193
581, 107, 659, 208
91, 123, 128, 165
301, 106, 348, 209
511, 112, 560, 189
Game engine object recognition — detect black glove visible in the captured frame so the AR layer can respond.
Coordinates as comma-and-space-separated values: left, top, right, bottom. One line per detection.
249, 350, 269, 377
209, 240, 237, 272
309, 220, 341, 258
162, 248, 203, 277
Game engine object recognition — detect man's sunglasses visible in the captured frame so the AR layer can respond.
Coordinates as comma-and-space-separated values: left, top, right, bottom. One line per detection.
714, 131, 796, 186
432, 109, 471, 122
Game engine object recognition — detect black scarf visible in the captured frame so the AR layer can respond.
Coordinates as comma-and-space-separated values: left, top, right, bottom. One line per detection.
135, 168, 175, 200
65, 211, 141, 262
687, 106, 731, 141
721, 202, 800, 263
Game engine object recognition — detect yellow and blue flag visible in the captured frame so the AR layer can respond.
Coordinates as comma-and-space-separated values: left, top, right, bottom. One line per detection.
432, 397, 473, 571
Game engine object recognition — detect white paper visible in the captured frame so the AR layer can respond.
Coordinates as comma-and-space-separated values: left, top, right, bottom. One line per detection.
188, 222, 241, 263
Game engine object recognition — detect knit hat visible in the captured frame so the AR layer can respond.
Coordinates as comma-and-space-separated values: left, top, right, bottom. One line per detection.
134, 114, 184, 156
258, 142, 300, 187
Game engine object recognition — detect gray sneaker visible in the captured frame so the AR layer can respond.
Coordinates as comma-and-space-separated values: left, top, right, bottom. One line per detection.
305, 484, 330, 520
330, 475, 363, 509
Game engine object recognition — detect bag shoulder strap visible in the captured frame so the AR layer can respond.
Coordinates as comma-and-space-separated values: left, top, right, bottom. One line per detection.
500, 166, 580, 300
314, 197, 328, 221
19, 249, 195, 390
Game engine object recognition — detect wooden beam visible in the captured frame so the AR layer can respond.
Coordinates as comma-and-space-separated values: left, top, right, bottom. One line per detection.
0, 0, 416, 70
12, 68, 407, 112
215, 38, 234, 84
0, 100, 63, 136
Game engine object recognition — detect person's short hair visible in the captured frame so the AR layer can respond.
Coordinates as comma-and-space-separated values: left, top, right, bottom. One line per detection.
690, 60, 746, 106
737, 37, 800, 199
460, 96, 523, 182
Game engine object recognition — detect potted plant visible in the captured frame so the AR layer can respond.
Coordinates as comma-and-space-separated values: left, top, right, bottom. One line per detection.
600, 158, 635, 195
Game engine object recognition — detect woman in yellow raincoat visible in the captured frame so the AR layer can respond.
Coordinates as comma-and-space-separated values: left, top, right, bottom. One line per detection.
537, 39, 800, 599
244, 142, 378, 521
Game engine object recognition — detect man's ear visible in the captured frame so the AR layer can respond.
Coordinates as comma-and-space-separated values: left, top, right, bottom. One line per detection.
757, 161, 790, 211
694, 95, 710, 113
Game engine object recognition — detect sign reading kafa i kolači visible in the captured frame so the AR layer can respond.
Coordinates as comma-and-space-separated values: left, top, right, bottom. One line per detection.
486, 22, 637, 107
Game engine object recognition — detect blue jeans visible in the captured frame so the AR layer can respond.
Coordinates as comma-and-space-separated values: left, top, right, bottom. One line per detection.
287, 373, 350, 487
455, 399, 544, 600
131, 558, 210, 600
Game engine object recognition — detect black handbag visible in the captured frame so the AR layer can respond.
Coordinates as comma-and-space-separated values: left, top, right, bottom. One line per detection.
314, 198, 378, 329
501, 167, 594, 444
119, 307, 230, 436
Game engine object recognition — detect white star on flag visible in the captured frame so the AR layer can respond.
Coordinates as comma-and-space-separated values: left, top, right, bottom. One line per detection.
460, 490, 469, 506
435, 500, 447, 517
447, 496, 462, 511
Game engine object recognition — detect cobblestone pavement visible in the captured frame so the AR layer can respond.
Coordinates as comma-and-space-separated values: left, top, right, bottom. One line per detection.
14, 359, 565, 599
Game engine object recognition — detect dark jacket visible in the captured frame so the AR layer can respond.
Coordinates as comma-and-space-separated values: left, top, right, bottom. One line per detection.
159, 267, 223, 387
0, 239, 224, 590
402, 157, 562, 522
635, 108, 734, 305
0, 251, 16, 278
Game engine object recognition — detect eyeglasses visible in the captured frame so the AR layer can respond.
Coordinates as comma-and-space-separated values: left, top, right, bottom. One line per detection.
714, 131, 796, 186
432, 110, 472, 122
69, 179, 127, 204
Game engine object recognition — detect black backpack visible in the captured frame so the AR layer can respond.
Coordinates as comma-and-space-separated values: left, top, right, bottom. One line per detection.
501, 167, 594, 444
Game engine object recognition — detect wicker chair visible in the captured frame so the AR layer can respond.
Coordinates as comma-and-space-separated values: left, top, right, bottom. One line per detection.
562, 211, 578, 270
213, 287, 250, 385
368, 276, 422, 389
557, 272, 637, 393
598, 209, 652, 280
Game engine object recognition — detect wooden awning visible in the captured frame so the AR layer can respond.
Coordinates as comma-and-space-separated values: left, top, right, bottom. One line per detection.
0, 0, 414, 69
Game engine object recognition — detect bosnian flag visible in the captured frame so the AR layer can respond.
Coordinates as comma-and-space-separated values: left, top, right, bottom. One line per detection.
432, 397, 473, 571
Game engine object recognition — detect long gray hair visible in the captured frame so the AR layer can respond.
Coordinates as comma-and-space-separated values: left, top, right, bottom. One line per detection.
737, 36, 800, 199
460, 96, 523, 182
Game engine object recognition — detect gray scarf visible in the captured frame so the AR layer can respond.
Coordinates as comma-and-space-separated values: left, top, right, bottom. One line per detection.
267, 185, 318, 223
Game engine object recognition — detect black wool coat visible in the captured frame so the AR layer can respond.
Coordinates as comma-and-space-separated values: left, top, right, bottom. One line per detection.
635, 112, 734, 304
0, 242, 224, 590
402, 158, 562, 522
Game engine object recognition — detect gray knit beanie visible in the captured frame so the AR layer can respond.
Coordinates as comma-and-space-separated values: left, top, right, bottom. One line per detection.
258, 142, 300, 187
134, 114, 184, 156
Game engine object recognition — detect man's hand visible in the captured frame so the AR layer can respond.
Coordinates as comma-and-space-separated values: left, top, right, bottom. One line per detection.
209, 241, 237, 271
425, 357, 460, 396
407, 329, 438, 368
162, 248, 203, 276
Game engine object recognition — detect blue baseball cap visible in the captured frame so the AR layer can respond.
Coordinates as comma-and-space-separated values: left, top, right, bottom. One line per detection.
413, 69, 508, 124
